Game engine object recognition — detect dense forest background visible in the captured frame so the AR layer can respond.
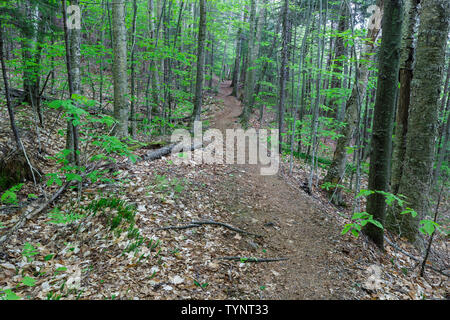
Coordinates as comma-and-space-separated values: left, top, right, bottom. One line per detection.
0, 0, 448, 300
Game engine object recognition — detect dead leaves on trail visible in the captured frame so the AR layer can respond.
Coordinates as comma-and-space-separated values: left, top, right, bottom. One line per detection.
0, 155, 281, 300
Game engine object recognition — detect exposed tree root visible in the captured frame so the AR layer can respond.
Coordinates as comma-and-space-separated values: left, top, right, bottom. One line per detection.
216, 256, 289, 263
158, 219, 263, 238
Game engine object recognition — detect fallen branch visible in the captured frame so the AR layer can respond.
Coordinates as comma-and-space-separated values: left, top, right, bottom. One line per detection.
158, 219, 262, 238
216, 256, 289, 263
141, 141, 203, 162
158, 224, 204, 231
191, 220, 263, 237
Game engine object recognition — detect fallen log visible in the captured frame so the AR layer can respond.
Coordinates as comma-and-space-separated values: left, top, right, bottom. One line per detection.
3, 88, 55, 107
141, 141, 203, 162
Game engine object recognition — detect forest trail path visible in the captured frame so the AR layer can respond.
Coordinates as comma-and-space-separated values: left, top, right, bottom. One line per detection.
209, 81, 357, 299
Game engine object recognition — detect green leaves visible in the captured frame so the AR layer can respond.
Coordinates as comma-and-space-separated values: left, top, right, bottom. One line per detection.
1, 289, 21, 300
342, 212, 383, 238
1, 183, 24, 204
193, 280, 209, 289
46, 173, 63, 187
419, 220, 440, 236
353, 190, 446, 240
356, 189, 406, 207
400, 207, 418, 218
22, 242, 39, 262
47, 207, 86, 225
21, 277, 36, 287
65, 173, 82, 183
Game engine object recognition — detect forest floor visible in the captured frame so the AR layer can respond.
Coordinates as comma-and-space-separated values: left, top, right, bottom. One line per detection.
0, 81, 448, 300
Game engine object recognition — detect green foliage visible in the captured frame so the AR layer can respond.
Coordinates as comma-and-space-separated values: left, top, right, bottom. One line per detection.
342, 212, 383, 238
22, 242, 39, 263
193, 280, 209, 289
1, 183, 24, 204
350, 190, 447, 239
149, 174, 187, 199
47, 207, 86, 225
46, 97, 138, 188
86, 196, 136, 231
321, 181, 350, 193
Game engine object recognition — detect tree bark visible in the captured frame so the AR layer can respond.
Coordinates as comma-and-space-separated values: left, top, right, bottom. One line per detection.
394, 0, 450, 244
363, 0, 403, 250
322, 0, 384, 203
277, 0, 289, 154
112, 0, 129, 138
191, 0, 207, 123
389, 0, 420, 196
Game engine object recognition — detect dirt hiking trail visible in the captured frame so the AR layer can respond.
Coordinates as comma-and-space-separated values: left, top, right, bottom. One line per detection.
208, 81, 358, 299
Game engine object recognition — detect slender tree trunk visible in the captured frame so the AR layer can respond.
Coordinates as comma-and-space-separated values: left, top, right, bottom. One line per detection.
278, 0, 289, 154
328, 2, 349, 118
290, 0, 312, 173
0, 21, 22, 151
112, 0, 129, 138
191, 0, 207, 123
241, 0, 258, 125
130, 0, 138, 138
62, 0, 81, 169
231, 10, 244, 94
363, 0, 403, 250
308, 0, 325, 192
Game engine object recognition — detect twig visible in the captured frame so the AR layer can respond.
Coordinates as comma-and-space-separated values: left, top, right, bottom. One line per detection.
158, 224, 203, 231
191, 220, 263, 237
216, 256, 289, 263
158, 220, 262, 238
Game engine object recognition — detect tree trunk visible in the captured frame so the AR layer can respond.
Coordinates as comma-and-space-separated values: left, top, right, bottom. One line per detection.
231, 10, 244, 95
0, 21, 22, 151
389, 0, 420, 196
363, 0, 403, 250
112, 0, 129, 138
191, 0, 207, 123
322, 0, 384, 203
130, 0, 138, 138
328, 2, 349, 118
277, 0, 289, 154
241, 0, 258, 126
394, 0, 450, 244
